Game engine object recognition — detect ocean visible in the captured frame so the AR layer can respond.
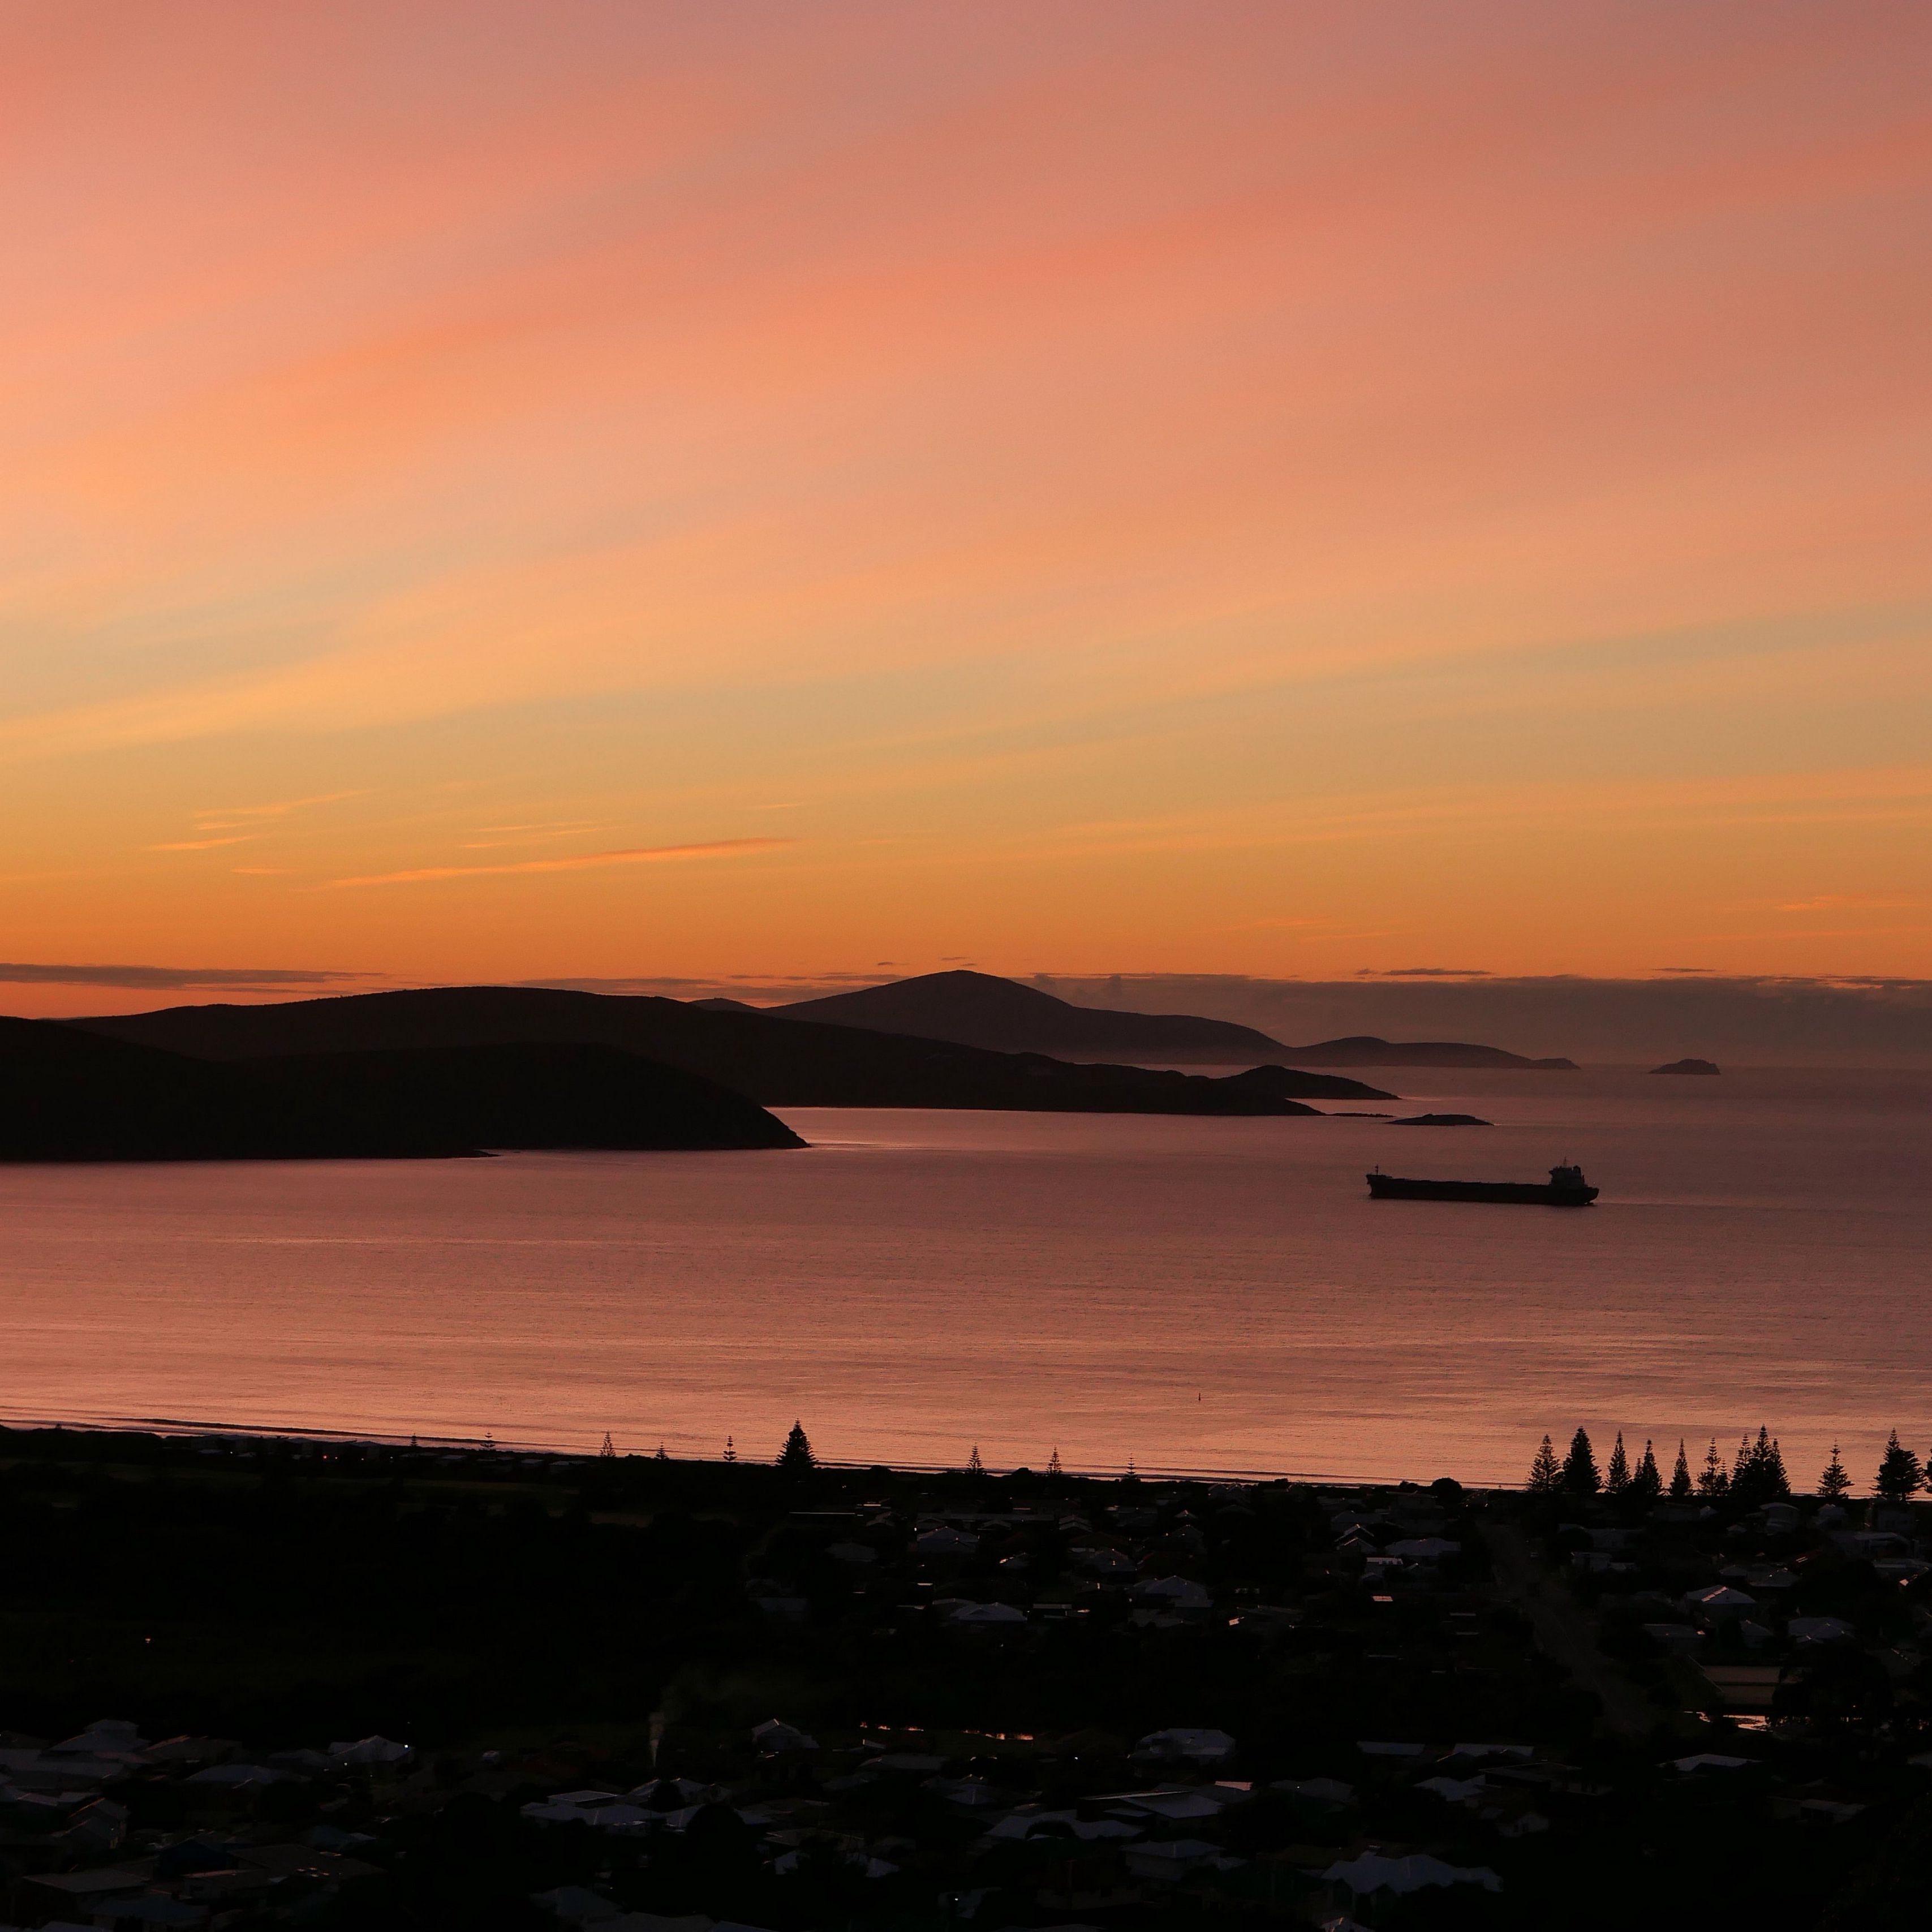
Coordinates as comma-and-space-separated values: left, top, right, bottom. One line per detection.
2, 1065, 1926, 1487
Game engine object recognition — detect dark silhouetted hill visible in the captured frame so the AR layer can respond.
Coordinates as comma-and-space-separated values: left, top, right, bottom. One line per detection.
259, 1042, 804, 1151
1273, 1035, 1577, 1069
0, 1018, 801, 1159
71, 986, 1394, 1110
773, 971, 1571, 1070
780, 970, 1288, 1062
1650, 1057, 1720, 1075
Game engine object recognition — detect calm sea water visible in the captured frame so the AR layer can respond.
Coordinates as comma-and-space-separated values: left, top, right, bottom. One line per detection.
1, 1068, 1926, 1487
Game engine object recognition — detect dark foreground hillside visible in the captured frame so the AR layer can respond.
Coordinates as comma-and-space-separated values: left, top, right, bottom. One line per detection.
0, 1019, 801, 1158
0, 1427, 1922, 1930
75, 986, 1394, 1111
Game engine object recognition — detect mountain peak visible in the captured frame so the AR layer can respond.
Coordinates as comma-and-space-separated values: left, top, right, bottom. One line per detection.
779, 971, 1284, 1061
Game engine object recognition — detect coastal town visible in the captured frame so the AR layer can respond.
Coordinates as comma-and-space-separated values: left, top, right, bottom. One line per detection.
0, 1423, 1924, 1929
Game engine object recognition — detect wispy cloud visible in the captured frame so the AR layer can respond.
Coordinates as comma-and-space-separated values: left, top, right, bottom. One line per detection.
192, 790, 369, 827
472, 820, 605, 834
459, 821, 613, 849
146, 835, 256, 851
325, 837, 794, 889
0, 962, 376, 989
1358, 966, 1494, 978
1771, 894, 1925, 913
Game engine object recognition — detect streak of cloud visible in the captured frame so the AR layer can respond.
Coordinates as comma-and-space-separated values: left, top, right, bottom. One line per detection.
1359, 967, 1494, 978
325, 837, 794, 889
193, 790, 369, 825
0, 963, 376, 989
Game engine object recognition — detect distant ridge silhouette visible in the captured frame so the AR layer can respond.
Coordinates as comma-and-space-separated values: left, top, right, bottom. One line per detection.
776, 970, 1574, 1069
1271, 1035, 1577, 1070
71, 985, 1393, 1112
781, 970, 1283, 1060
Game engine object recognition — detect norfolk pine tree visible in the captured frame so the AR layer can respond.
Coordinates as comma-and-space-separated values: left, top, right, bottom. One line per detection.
1527, 1435, 1561, 1494
1669, 1440, 1693, 1501
777, 1421, 816, 1474
1561, 1427, 1601, 1497
1606, 1433, 1631, 1495
1632, 1440, 1662, 1503
1733, 1426, 1790, 1508
1818, 1444, 1852, 1501
1875, 1429, 1923, 1502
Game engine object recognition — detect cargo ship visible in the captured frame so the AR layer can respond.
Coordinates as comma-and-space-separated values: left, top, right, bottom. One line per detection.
1366, 1162, 1598, 1206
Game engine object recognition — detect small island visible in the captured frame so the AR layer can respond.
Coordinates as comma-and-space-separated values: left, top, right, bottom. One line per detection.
1392, 1112, 1492, 1126
1650, 1057, 1720, 1075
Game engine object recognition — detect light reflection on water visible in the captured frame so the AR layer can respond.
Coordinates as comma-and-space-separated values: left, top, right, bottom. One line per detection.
0, 1066, 1925, 1486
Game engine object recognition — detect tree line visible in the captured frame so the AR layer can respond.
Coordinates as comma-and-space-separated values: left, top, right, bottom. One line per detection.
1526, 1426, 1927, 1504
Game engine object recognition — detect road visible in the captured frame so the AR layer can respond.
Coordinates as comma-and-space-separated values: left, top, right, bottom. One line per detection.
1482, 1518, 1659, 1738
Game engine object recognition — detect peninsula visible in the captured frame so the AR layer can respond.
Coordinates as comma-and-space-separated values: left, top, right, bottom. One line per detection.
72, 986, 1395, 1115
0, 1017, 803, 1160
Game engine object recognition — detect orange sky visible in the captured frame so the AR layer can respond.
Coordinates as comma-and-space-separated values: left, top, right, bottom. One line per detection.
2, 1, 1929, 1016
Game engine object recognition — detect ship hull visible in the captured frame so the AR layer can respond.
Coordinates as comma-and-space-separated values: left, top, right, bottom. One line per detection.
1366, 1174, 1598, 1206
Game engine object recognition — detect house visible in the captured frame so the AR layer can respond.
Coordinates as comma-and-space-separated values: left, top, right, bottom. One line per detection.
946, 1600, 1027, 1625
1416, 1775, 1485, 1804
598, 1918, 715, 1932
1788, 1616, 1856, 1645
1322, 1852, 1501, 1898
185, 1762, 300, 1788
1572, 1551, 1637, 1576
1272, 1776, 1354, 1805
1832, 1530, 1908, 1560
1132, 1576, 1210, 1606
20, 1868, 152, 1918
1124, 1838, 1228, 1882
1683, 1584, 1756, 1619
1104, 1788, 1229, 1822
94, 1899, 208, 1927
522, 1789, 640, 1826
326, 1735, 411, 1766
751, 1720, 817, 1753
1643, 1623, 1703, 1656
914, 1527, 979, 1558
1130, 1728, 1236, 1768
532, 1886, 623, 1924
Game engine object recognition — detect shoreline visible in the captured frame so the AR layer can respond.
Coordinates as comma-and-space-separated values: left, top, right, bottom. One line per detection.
0, 1410, 1466, 1488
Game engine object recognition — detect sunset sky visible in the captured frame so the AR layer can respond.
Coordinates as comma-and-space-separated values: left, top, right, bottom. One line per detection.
3, 1, 1929, 1016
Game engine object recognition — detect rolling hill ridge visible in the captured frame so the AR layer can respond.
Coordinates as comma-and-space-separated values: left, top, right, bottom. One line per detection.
71, 986, 1395, 1112
1, 1018, 802, 1160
